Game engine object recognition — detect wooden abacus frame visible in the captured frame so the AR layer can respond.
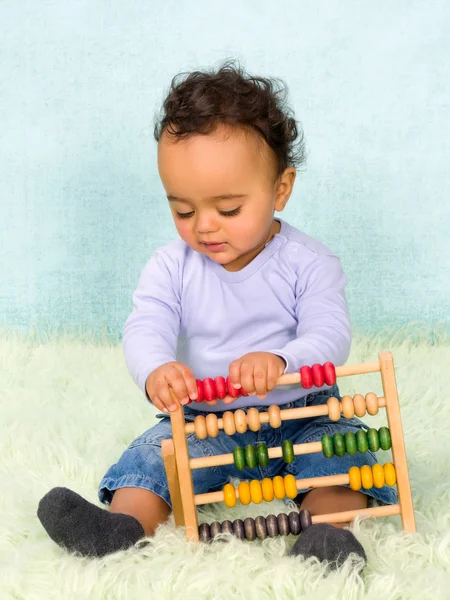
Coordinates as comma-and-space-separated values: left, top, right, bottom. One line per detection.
162, 352, 415, 541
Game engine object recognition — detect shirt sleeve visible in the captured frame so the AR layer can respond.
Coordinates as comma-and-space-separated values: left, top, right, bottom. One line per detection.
122, 249, 181, 395
267, 253, 352, 375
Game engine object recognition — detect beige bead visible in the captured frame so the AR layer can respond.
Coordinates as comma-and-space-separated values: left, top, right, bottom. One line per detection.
365, 392, 379, 416
194, 415, 207, 440
341, 395, 355, 419
223, 411, 236, 436
234, 409, 248, 434
268, 405, 282, 429
353, 394, 366, 417
206, 413, 219, 437
247, 407, 261, 432
327, 396, 341, 421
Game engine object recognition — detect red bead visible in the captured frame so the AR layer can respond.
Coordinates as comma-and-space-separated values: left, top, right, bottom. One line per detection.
214, 376, 227, 399
203, 378, 216, 402
195, 379, 204, 403
323, 362, 336, 385
226, 376, 240, 398
300, 365, 313, 389
311, 364, 325, 387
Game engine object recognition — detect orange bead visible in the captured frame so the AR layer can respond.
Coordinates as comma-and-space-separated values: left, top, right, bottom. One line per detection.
360, 465, 374, 489
349, 466, 362, 491
353, 394, 366, 418
238, 481, 251, 505
327, 396, 341, 421
341, 395, 355, 419
261, 478, 274, 502
247, 407, 261, 432
224, 483, 237, 508
372, 464, 385, 488
365, 392, 379, 416
384, 462, 397, 486
273, 475, 286, 500
223, 411, 236, 436
250, 480, 263, 504
284, 474, 297, 499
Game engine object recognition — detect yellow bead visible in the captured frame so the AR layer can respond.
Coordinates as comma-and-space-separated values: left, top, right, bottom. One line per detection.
372, 463, 385, 488
349, 466, 362, 491
238, 481, 251, 505
194, 415, 207, 440
224, 483, 237, 508
247, 407, 261, 432
223, 411, 236, 436
234, 409, 248, 434
205, 413, 219, 437
268, 405, 282, 428
327, 396, 341, 421
341, 395, 355, 419
273, 475, 286, 500
250, 480, 263, 504
353, 394, 366, 417
365, 392, 379, 416
384, 462, 397, 486
261, 478, 274, 502
284, 474, 297, 499
360, 465, 374, 489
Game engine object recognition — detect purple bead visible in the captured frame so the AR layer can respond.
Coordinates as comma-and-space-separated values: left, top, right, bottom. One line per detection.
198, 522, 211, 543
277, 513, 290, 536
288, 511, 301, 535
266, 514, 279, 537
299, 509, 312, 531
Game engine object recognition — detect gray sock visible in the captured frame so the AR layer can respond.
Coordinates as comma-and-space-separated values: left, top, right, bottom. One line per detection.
289, 523, 367, 571
37, 487, 145, 557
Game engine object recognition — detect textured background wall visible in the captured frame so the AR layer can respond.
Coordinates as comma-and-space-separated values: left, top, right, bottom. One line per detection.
1, 0, 449, 339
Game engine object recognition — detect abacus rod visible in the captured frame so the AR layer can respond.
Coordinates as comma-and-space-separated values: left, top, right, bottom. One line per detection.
277, 360, 380, 386
189, 441, 323, 469
194, 473, 349, 505
185, 396, 387, 435
311, 504, 401, 525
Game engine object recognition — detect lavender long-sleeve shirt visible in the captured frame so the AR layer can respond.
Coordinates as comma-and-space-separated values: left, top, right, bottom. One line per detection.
123, 218, 351, 412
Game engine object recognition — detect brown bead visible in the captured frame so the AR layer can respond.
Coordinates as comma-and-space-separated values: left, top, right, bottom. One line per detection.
255, 515, 267, 540
277, 513, 290, 536
210, 521, 222, 538
266, 514, 279, 537
198, 522, 211, 543
288, 511, 301, 535
232, 519, 245, 540
299, 509, 312, 531
221, 520, 233, 536
244, 517, 256, 541
268, 404, 281, 428
247, 407, 261, 432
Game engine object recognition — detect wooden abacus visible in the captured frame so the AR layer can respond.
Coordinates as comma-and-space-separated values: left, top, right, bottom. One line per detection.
161, 352, 416, 542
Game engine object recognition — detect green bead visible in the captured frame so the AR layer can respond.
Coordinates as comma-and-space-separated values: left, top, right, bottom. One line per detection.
356, 430, 369, 454
378, 427, 392, 450
245, 445, 257, 469
233, 446, 246, 470
333, 433, 346, 457
321, 434, 334, 458
282, 440, 295, 463
256, 443, 269, 467
344, 432, 357, 455
367, 428, 380, 452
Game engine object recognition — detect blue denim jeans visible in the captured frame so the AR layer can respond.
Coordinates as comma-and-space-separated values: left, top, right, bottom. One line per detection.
98, 384, 398, 508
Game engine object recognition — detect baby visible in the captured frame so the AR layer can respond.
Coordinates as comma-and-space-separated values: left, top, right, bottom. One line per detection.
38, 62, 397, 569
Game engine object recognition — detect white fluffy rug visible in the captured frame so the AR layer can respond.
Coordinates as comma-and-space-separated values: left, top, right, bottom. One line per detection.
1, 325, 450, 599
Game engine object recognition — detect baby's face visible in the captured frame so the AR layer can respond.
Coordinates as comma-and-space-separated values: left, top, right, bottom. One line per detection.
158, 124, 295, 272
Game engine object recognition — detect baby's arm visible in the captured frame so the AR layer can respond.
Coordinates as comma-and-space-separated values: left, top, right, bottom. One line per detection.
267, 254, 351, 373
123, 249, 182, 396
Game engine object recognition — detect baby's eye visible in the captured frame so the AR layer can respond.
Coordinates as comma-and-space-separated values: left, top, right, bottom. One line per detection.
175, 211, 194, 219
219, 207, 241, 217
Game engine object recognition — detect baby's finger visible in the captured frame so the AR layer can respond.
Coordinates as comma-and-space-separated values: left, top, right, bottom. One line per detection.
228, 359, 242, 389
267, 361, 281, 392
221, 394, 237, 405
149, 396, 170, 414
156, 383, 178, 412
178, 364, 199, 401
254, 365, 268, 398
204, 399, 219, 406
240, 361, 256, 395
166, 366, 190, 405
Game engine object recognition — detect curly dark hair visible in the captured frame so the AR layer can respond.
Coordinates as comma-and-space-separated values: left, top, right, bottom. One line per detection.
154, 60, 306, 178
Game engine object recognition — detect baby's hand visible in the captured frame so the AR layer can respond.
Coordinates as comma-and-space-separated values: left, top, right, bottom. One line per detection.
145, 362, 198, 413
228, 352, 286, 400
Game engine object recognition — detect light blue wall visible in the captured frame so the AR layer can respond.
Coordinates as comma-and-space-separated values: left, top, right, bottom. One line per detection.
1, 1, 449, 339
